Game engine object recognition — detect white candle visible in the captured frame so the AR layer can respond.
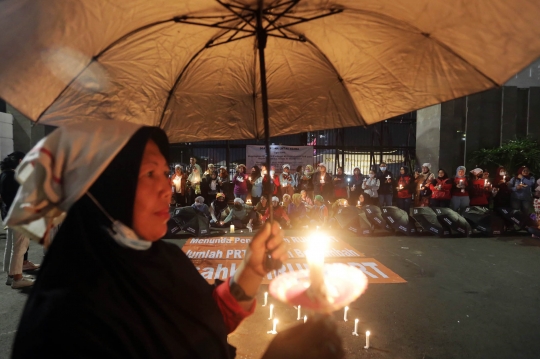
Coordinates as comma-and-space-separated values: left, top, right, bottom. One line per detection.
352, 318, 359, 336
304, 315, 307, 323
344, 306, 349, 321
364, 331, 370, 349
267, 318, 278, 335
263, 291, 268, 307
503, 175, 506, 181
357, 201, 360, 206
268, 304, 274, 320
306, 234, 329, 294
297, 305, 301, 320
230, 225, 235, 233
484, 179, 487, 187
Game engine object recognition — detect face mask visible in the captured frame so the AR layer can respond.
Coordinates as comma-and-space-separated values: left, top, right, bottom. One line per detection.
380, 167, 386, 171
369, 174, 375, 178
270, 170, 275, 176
234, 203, 243, 210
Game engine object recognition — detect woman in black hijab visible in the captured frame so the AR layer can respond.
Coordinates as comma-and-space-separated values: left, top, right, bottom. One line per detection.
11, 126, 344, 359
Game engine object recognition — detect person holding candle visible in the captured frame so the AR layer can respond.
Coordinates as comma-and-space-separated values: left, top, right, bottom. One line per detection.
300, 190, 314, 209
332, 167, 348, 200
450, 166, 470, 214
191, 196, 212, 219
254, 195, 270, 223
6, 121, 321, 359
376, 162, 394, 207
356, 193, 371, 208
416, 163, 435, 207
279, 164, 296, 198
428, 169, 452, 208
248, 166, 263, 206
493, 166, 511, 209
299, 164, 315, 199
293, 165, 303, 194
220, 197, 256, 230
469, 168, 491, 207
312, 163, 333, 202
218, 166, 232, 200
171, 165, 187, 207
203, 170, 221, 205
233, 164, 249, 202
263, 166, 282, 199
508, 166, 536, 215
348, 167, 364, 200
396, 166, 414, 214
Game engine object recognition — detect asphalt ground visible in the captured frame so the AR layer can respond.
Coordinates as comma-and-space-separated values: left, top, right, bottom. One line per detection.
1, 230, 540, 359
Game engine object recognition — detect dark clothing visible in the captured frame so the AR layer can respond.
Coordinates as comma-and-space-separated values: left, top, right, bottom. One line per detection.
376, 170, 394, 195
333, 174, 348, 199
312, 172, 333, 201
348, 174, 364, 200
0, 170, 19, 219
12, 128, 235, 359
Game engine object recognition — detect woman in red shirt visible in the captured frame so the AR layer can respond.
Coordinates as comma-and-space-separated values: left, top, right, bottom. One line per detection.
469, 168, 491, 206
396, 166, 414, 214
429, 169, 452, 208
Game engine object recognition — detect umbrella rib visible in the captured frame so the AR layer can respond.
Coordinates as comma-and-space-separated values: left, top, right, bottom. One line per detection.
284, 28, 366, 127
157, 43, 211, 128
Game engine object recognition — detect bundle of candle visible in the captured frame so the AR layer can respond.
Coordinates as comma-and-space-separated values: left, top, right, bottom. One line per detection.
268, 232, 368, 313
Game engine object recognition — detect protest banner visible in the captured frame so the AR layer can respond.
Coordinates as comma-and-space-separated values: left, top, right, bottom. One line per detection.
246, 145, 313, 173
183, 236, 406, 284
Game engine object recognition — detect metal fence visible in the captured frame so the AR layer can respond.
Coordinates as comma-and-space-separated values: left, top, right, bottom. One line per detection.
169, 117, 417, 177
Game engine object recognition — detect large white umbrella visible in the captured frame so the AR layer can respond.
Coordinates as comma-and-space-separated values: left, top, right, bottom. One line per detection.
1, 0, 540, 144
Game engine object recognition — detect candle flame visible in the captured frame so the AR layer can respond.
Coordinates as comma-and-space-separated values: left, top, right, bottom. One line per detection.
305, 233, 329, 265
366, 331, 370, 336
273, 318, 278, 324
355, 318, 359, 323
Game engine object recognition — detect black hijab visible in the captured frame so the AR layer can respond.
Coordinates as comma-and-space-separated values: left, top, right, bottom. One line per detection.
13, 127, 234, 359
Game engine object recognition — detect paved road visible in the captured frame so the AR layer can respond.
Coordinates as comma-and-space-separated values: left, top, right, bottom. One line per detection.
1, 231, 540, 358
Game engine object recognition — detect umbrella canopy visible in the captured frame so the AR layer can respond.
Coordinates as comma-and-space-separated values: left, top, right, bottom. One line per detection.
334, 206, 372, 236
412, 207, 450, 237
495, 207, 534, 230
433, 207, 470, 237
463, 206, 505, 236
364, 205, 392, 232
172, 207, 211, 236
2, 1, 540, 142
381, 206, 416, 236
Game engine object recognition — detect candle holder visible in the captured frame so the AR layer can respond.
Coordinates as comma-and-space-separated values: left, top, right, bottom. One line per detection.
268, 262, 368, 313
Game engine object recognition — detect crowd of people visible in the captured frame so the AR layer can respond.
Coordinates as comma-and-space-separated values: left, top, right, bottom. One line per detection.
171, 159, 540, 232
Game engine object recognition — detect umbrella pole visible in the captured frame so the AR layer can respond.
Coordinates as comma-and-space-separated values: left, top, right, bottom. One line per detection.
257, 1, 281, 271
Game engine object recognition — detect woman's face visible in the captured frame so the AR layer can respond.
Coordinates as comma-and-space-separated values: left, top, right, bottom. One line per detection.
522, 168, 530, 176
354, 168, 360, 175
438, 170, 445, 177
261, 197, 267, 205
133, 140, 171, 241
359, 194, 364, 202
400, 168, 405, 174
238, 166, 244, 174
337, 168, 343, 175
458, 169, 465, 177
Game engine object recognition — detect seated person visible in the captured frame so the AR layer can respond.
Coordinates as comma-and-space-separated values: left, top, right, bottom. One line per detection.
328, 198, 349, 228
219, 198, 256, 231
209, 193, 229, 224
191, 196, 211, 219
254, 195, 269, 223
288, 193, 308, 228
261, 196, 291, 229
355, 193, 371, 208
300, 190, 314, 210
308, 195, 329, 228
282, 193, 292, 213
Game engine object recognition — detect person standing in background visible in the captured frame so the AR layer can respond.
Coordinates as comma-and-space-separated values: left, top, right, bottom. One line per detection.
376, 162, 394, 207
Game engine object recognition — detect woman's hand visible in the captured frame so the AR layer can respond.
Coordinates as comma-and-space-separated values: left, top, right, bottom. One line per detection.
262, 317, 344, 359
233, 222, 287, 298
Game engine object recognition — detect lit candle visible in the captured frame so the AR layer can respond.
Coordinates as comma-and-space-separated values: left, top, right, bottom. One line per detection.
263, 292, 268, 307
249, 176, 251, 181
304, 315, 307, 323
297, 305, 302, 320
364, 331, 370, 349
344, 306, 349, 321
357, 200, 360, 206
267, 318, 278, 335
503, 175, 506, 181
352, 319, 359, 336
484, 179, 487, 187
230, 225, 235, 233
306, 234, 329, 295
268, 304, 274, 320
399, 184, 403, 190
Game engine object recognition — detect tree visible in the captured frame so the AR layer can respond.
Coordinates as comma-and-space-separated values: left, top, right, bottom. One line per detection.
469, 138, 540, 176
